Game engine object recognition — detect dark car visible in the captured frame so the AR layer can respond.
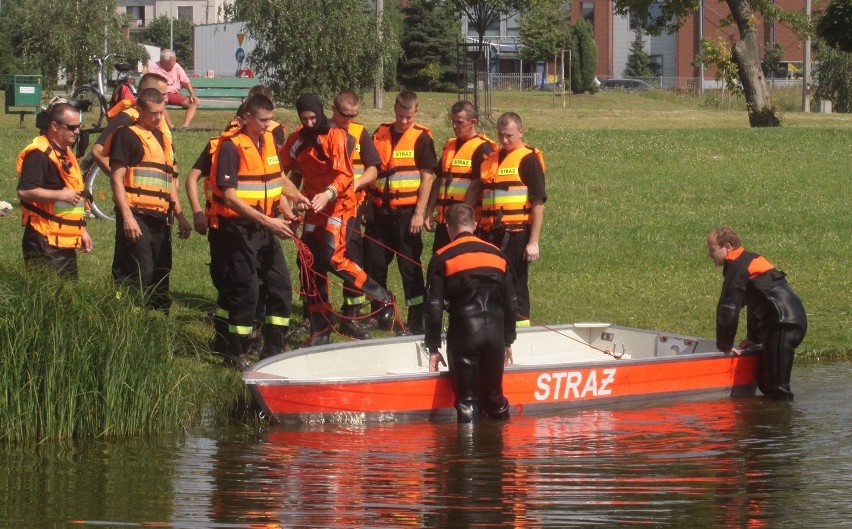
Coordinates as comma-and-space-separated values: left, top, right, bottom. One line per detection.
600, 79, 655, 91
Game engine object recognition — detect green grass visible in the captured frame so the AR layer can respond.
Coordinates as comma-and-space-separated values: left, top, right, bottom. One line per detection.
0, 90, 849, 439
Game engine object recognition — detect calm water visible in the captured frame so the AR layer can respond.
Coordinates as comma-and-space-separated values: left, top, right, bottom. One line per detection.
2, 363, 850, 529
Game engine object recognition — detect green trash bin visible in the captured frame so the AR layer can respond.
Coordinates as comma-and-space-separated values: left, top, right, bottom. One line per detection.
5, 74, 42, 107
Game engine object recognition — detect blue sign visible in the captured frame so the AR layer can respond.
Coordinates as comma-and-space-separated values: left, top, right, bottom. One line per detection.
235, 47, 245, 63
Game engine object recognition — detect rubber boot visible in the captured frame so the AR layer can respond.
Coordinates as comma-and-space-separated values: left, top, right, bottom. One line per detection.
405, 303, 425, 335
259, 325, 288, 360
211, 313, 229, 355
454, 364, 480, 424
225, 334, 254, 370
306, 312, 332, 347
339, 304, 371, 340
375, 295, 398, 331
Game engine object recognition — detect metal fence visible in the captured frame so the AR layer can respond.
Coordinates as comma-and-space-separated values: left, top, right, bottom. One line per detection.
485, 73, 807, 93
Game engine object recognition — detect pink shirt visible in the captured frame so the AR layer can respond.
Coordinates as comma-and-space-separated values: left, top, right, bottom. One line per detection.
147, 60, 190, 95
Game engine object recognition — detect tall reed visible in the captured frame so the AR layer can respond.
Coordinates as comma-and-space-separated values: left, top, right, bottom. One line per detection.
0, 263, 221, 442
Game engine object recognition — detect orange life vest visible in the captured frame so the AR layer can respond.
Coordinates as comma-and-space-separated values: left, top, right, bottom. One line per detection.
16, 136, 87, 248
103, 109, 176, 174
120, 124, 175, 216
210, 131, 284, 219
435, 133, 497, 224
479, 145, 545, 232
369, 122, 431, 209
107, 99, 136, 119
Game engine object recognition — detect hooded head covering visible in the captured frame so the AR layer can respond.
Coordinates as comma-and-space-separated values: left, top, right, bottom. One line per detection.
296, 93, 331, 160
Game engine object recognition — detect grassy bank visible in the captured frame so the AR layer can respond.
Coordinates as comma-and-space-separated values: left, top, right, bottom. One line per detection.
0, 90, 849, 439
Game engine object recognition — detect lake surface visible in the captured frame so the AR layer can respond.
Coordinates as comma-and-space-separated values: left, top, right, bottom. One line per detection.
2, 362, 850, 528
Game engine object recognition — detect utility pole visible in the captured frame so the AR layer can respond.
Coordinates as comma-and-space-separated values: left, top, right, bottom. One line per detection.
374, 0, 384, 110
802, 0, 811, 112
170, 0, 175, 51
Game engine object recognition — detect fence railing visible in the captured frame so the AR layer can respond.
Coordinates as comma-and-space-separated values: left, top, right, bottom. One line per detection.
483, 74, 806, 92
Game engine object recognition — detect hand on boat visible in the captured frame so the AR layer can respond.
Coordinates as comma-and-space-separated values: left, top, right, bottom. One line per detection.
505, 346, 513, 366
428, 350, 446, 372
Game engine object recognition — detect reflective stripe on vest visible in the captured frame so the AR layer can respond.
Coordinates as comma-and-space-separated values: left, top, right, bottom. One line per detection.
16, 136, 86, 248
211, 131, 284, 218
370, 123, 432, 208
347, 122, 368, 205
436, 134, 496, 224
124, 124, 174, 215
480, 145, 543, 232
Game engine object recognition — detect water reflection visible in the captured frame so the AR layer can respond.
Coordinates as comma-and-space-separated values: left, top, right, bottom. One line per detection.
1, 364, 849, 528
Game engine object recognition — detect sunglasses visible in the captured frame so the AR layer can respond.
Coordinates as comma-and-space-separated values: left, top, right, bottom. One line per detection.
55, 121, 81, 132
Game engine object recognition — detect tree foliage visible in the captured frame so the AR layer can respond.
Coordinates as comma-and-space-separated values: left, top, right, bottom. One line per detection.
817, 0, 852, 53
813, 39, 852, 112
571, 20, 598, 93
138, 15, 194, 70
0, 0, 145, 94
228, 0, 399, 106
519, 0, 572, 64
761, 41, 784, 79
624, 29, 654, 77
398, 0, 461, 92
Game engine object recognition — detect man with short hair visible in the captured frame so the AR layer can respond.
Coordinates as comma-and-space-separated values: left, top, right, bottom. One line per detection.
146, 48, 200, 130
365, 90, 438, 334
281, 93, 395, 345
470, 112, 546, 329
427, 100, 496, 252
16, 102, 93, 278
425, 203, 515, 423
706, 226, 808, 400
211, 94, 309, 367
109, 88, 190, 310
329, 90, 383, 337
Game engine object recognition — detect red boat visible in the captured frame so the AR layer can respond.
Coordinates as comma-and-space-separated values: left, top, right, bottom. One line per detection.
243, 323, 759, 423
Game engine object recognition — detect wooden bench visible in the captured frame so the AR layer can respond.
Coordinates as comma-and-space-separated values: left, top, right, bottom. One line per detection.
174, 77, 258, 109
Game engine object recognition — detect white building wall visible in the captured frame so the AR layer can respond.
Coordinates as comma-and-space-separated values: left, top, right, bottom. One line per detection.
611, 14, 633, 78
118, 0, 233, 27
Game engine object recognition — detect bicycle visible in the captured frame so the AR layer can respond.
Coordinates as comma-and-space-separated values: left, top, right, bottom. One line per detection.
71, 53, 138, 221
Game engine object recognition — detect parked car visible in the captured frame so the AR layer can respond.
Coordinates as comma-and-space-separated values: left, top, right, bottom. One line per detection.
600, 79, 655, 91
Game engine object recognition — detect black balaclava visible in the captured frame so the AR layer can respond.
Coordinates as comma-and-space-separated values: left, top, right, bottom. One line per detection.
296, 93, 331, 160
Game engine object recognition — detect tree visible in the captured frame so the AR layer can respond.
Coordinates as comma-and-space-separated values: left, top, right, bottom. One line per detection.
138, 15, 194, 70
227, 0, 399, 106
447, 0, 532, 111
624, 29, 654, 78
813, 39, 852, 112
817, 0, 852, 53
761, 41, 784, 80
612, 0, 807, 127
0, 0, 144, 94
519, 0, 572, 88
398, 0, 461, 91
572, 19, 598, 93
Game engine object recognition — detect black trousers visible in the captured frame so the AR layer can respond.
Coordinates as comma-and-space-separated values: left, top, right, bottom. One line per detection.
431, 223, 451, 254
218, 218, 292, 336
481, 228, 529, 323
364, 207, 425, 308
22, 224, 78, 279
447, 313, 510, 423
112, 212, 172, 311
759, 323, 806, 399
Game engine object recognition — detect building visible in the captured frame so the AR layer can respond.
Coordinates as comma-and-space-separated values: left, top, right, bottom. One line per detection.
117, 0, 233, 29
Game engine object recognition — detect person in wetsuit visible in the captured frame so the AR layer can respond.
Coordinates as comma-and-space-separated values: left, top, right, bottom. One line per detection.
707, 226, 808, 400
425, 203, 516, 423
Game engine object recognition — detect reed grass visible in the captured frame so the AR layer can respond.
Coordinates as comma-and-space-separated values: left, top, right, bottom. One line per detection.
0, 90, 849, 440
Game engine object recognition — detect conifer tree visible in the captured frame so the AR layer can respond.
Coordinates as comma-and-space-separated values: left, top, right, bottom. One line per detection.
623, 28, 654, 78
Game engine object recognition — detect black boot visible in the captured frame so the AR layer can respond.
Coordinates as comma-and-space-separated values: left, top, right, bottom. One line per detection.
375, 295, 398, 331
210, 312, 229, 355
225, 334, 253, 370
339, 304, 371, 340
260, 325, 288, 360
405, 303, 425, 335
306, 312, 332, 347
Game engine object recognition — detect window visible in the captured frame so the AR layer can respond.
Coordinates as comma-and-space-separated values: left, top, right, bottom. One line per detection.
177, 6, 193, 21
126, 6, 145, 27
629, 2, 664, 30
582, 2, 594, 25
649, 55, 663, 76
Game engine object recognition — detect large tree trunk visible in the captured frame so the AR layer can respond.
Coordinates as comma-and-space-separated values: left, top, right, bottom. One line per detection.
727, 0, 781, 127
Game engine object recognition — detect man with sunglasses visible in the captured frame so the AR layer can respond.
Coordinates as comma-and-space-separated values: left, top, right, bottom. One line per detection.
16, 102, 93, 278
328, 90, 383, 338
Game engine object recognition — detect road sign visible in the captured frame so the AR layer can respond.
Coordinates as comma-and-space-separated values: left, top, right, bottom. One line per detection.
235, 47, 246, 63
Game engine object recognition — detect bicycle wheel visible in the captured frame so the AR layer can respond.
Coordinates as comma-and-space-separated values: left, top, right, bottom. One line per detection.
83, 160, 114, 222
71, 85, 107, 129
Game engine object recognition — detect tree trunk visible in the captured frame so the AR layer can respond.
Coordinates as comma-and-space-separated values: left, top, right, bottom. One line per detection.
727, 0, 781, 127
